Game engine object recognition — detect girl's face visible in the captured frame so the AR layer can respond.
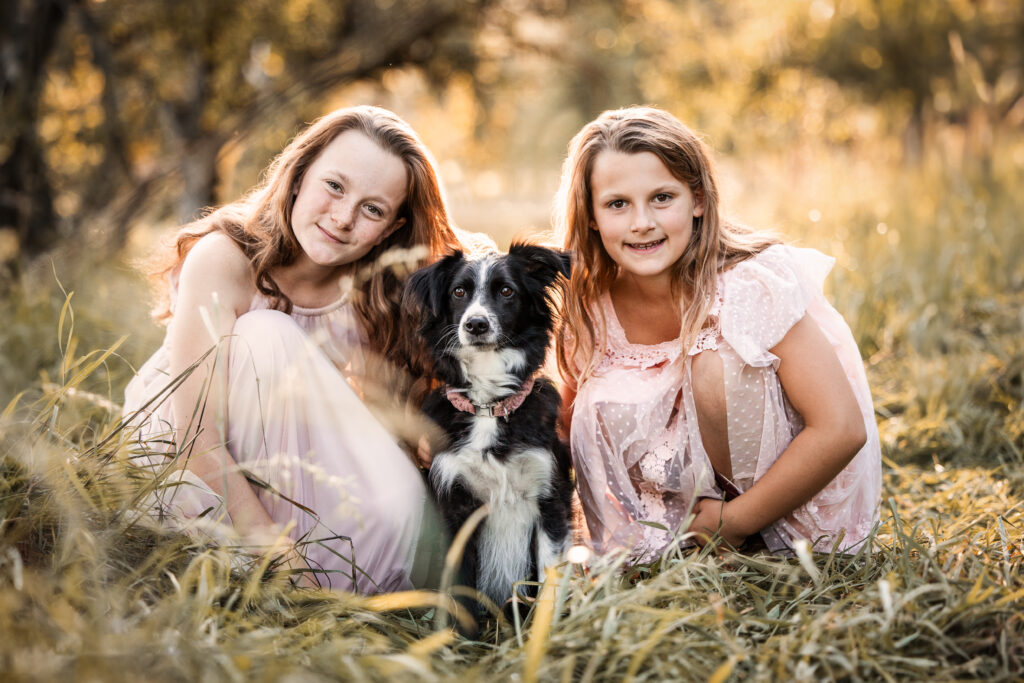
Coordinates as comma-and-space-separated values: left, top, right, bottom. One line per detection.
291, 129, 408, 271
589, 149, 704, 289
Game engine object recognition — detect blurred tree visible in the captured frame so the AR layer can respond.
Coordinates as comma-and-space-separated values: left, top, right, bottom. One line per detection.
0, 0, 74, 257
788, 0, 1024, 162
9, 0, 490, 263
9, 0, 1021, 270
451, 0, 645, 170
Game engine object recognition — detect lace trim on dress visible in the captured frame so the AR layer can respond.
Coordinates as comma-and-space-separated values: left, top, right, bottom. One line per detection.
694, 282, 726, 353
599, 283, 725, 370
692, 315, 721, 353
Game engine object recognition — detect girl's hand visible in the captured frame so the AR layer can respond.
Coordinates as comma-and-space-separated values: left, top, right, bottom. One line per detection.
278, 543, 321, 589
688, 498, 750, 550
250, 526, 321, 589
415, 435, 433, 468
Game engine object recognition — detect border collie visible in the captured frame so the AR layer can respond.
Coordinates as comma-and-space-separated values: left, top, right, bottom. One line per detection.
405, 243, 573, 613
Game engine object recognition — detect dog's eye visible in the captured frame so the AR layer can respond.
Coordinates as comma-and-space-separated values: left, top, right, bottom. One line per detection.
452, 287, 466, 299
499, 286, 514, 298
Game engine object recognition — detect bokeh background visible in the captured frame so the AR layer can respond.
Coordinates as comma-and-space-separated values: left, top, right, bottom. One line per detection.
2, 2, 1023, 678
3, 0, 1023, 391
3, 0, 1023, 469
3, 0, 1023, 399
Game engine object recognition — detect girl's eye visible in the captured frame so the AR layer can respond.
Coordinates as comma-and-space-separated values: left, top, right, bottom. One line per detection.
365, 204, 383, 217
608, 199, 626, 209
654, 193, 672, 203
499, 286, 514, 298
326, 180, 342, 192
453, 287, 466, 299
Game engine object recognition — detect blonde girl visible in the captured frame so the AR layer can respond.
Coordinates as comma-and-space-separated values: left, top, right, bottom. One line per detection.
557, 107, 881, 560
125, 106, 476, 592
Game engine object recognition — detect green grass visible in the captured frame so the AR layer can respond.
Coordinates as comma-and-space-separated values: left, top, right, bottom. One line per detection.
1, 157, 1022, 681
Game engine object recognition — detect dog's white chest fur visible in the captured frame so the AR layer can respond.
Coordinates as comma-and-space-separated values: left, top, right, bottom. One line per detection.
431, 419, 556, 604
433, 420, 553, 504
454, 346, 526, 404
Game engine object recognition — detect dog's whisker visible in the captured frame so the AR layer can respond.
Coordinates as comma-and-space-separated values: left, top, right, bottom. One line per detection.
436, 325, 463, 360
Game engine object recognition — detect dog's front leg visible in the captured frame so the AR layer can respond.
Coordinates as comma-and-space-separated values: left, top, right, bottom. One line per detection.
534, 522, 567, 585
435, 481, 482, 581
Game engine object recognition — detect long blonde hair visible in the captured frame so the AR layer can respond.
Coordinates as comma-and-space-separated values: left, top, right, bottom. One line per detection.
150, 105, 461, 369
555, 106, 779, 385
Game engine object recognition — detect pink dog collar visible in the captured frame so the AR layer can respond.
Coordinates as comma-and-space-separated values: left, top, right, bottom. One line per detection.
445, 377, 536, 419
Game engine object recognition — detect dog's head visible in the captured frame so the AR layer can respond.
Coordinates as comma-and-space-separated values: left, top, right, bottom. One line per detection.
404, 242, 571, 390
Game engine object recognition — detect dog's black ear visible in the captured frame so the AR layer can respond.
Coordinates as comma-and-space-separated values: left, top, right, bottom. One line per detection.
403, 251, 465, 320
508, 242, 571, 288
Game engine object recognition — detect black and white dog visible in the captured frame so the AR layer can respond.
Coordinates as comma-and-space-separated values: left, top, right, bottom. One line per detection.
405, 243, 573, 612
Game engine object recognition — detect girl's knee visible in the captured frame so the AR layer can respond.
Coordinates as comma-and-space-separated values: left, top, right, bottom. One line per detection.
227, 310, 318, 396
230, 310, 307, 366
233, 309, 303, 344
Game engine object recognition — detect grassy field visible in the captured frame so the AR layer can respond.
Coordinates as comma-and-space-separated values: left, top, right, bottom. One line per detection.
1, 155, 1022, 681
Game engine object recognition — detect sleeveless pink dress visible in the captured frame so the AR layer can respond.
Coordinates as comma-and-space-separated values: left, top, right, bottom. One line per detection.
123, 289, 439, 593
571, 245, 881, 561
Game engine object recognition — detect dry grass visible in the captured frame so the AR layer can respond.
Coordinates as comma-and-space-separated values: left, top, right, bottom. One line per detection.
2, 400, 1020, 681
1, 159, 1022, 681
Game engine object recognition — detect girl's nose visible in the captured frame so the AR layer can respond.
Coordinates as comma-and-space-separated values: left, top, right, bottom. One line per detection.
631, 207, 656, 232
330, 198, 355, 230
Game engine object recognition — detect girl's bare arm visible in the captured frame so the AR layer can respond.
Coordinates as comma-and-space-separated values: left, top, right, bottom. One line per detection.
167, 232, 279, 540
691, 315, 867, 545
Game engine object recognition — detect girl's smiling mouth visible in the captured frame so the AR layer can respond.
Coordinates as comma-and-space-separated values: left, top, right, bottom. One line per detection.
626, 238, 666, 253
317, 224, 345, 244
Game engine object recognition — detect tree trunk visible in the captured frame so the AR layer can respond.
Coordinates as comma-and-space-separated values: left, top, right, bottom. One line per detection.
0, 0, 74, 258
178, 138, 220, 224
902, 97, 925, 166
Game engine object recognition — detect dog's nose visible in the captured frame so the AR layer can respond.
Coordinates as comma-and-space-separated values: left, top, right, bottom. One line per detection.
464, 317, 490, 336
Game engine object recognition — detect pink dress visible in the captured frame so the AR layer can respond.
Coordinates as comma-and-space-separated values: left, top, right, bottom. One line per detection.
571, 245, 881, 560
123, 290, 441, 594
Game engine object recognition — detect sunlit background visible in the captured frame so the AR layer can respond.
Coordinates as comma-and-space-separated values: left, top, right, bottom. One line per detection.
9, 0, 1022, 243
2, 0, 1022, 445
2, 2, 1023, 677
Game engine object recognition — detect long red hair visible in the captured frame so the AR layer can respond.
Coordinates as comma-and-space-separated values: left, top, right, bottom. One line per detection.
149, 105, 461, 369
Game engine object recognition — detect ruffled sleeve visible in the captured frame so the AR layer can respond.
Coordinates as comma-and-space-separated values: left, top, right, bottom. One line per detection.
720, 245, 835, 369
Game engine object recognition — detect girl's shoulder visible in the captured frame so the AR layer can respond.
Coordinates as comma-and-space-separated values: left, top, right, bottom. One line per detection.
185, 230, 249, 263
175, 231, 256, 315
180, 232, 252, 281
